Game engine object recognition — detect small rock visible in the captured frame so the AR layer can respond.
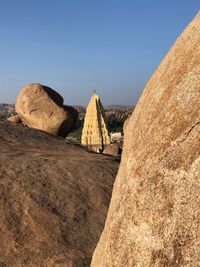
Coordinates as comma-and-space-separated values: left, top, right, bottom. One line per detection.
103, 144, 122, 156
7, 114, 22, 124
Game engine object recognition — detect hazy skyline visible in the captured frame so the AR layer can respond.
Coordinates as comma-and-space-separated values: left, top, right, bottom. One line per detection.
0, 1, 199, 106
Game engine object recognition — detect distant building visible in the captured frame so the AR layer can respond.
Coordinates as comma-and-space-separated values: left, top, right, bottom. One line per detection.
81, 92, 110, 152
110, 132, 122, 143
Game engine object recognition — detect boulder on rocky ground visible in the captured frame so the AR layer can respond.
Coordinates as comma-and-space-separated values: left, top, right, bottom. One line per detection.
0, 120, 119, 267
15, 83, 78, 137
91, 12, 200, 267
103, 144, 122, 156
7, 114, 22, 124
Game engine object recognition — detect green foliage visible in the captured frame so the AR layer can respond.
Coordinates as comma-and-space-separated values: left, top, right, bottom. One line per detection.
107, 115, 125, 133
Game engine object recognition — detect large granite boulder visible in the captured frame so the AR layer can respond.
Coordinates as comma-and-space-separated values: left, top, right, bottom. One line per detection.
16, 83, 78, 137
91, 12, 200, 267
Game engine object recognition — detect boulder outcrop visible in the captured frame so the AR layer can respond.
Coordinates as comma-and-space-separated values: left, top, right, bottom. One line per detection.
0, 120, 119, 267
91, 12, 200, 267
16, 83, 78, 137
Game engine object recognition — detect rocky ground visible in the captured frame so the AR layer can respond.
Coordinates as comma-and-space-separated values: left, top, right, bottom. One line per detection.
0, 120, 119, 267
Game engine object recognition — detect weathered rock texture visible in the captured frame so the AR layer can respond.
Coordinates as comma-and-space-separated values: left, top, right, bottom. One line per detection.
16, 83, 78, 137
91, 12, 200, 267
7, 114, 22, 124
0, 120, 119, 267
81, 93, 110, 152
103, 144, 122, 156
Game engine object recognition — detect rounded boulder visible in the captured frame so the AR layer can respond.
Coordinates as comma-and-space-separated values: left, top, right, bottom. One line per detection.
16, 83, 78, 137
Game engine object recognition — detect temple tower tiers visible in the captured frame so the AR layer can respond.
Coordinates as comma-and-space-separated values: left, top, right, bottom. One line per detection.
81, 92, 110, 151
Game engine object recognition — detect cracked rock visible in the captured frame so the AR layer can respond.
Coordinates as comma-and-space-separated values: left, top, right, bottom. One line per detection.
16, 83, 78, 138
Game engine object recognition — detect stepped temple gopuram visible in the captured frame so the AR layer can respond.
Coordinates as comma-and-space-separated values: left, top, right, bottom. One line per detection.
81, 92, 110, 152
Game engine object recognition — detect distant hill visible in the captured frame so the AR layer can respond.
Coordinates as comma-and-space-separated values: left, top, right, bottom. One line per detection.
0, 103, 15, 119
105, 105, 133, 111
72, 105, 133, 111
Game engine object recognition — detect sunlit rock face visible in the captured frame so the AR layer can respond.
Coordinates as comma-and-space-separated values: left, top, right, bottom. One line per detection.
0, 120, 119, 267
16, 83, 78, 138
81, 92, 110, 152
91, 12, 200, 267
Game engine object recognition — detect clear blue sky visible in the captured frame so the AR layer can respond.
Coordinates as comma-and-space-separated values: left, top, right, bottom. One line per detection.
0, 0, 199, 106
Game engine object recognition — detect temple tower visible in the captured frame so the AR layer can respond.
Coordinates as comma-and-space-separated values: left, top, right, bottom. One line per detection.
81, 92, 110, 152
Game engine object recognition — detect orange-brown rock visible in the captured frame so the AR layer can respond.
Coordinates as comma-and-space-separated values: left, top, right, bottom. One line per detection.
16, 83, 78, 137
103, 144, 122, 156
7, 114, 22, 124
0, 120, 119, 267
91, 12, 200, 267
